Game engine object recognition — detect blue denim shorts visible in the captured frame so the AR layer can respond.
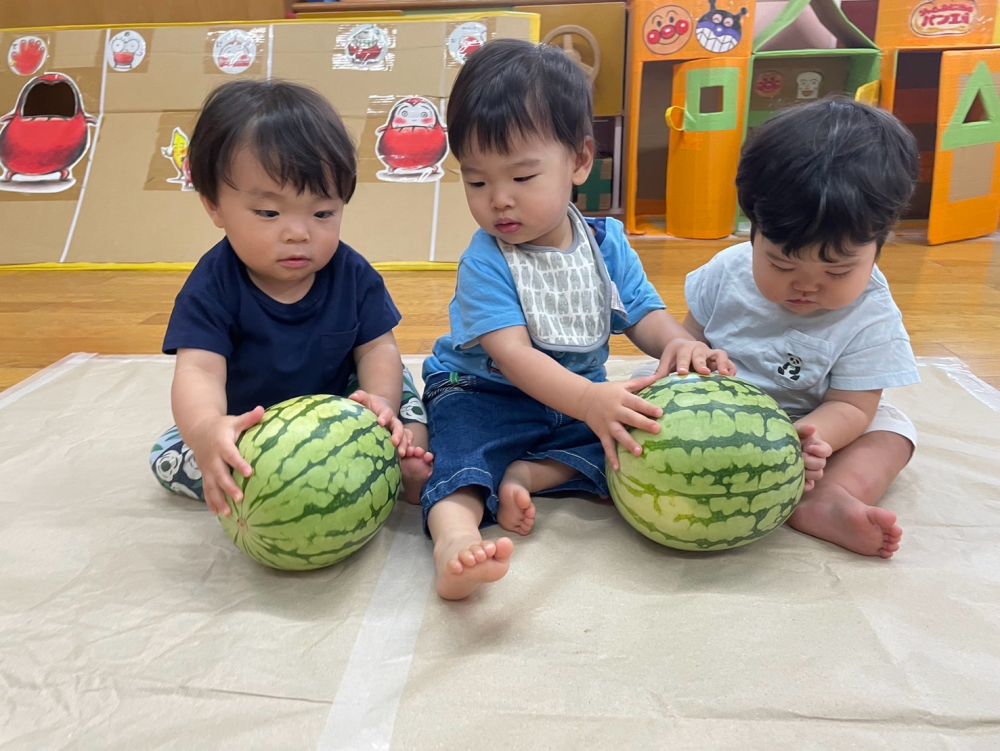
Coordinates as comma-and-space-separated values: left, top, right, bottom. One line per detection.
419, 372, 608, 531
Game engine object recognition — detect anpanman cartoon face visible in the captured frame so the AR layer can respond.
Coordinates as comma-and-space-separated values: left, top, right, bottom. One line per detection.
643, 5, 694, 55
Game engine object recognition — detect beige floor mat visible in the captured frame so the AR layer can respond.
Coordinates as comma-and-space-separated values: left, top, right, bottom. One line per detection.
1, 355, 998, 749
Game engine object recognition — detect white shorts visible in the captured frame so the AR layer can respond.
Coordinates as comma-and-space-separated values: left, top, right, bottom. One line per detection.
866, 399, 918, 448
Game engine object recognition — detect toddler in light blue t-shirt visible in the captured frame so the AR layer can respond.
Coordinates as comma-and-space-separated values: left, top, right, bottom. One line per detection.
680, 98, 921, 560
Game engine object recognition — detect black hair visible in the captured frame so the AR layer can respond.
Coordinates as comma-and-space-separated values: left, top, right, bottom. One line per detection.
445, 38, 593, 160
188, 79, 357, 205
736, 97, 919, 260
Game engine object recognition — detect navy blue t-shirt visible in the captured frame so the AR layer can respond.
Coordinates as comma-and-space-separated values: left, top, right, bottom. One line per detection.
163, 237, 401, 414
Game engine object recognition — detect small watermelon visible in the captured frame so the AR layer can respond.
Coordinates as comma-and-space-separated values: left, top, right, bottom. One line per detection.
218, 394, 400, 570
608, 374, 805, 551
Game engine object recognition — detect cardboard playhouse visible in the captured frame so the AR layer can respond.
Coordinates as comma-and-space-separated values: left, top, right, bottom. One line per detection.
624, 0, 757, 239
875, 0, 1000, 244
0, 13, 538, 268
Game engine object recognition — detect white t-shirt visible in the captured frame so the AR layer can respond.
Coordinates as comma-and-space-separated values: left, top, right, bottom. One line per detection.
685, 242, 919, 418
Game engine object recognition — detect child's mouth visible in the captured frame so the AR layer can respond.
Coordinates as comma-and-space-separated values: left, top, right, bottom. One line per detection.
495, 221, 521, 234
279, 256, 310, 269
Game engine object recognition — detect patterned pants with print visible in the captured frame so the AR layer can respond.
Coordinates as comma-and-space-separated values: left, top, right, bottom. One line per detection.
150, 366, 426, 500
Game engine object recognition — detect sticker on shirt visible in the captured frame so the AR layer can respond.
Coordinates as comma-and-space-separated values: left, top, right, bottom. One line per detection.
7, 36, 48, 76
213, 29, 257, 75
161, 126, 194, 191
0, 73, 97, 193
334, 24, 394, 71
106, 30, 147, 72
374, 97, 448, 182
447, 22, 487, 65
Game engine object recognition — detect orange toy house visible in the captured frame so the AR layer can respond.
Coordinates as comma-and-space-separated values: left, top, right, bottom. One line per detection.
624, 0, 757, 238
876, 0, 1000, 244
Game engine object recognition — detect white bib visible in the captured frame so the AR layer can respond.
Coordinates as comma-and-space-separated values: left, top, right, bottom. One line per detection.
498, 206, 625, 353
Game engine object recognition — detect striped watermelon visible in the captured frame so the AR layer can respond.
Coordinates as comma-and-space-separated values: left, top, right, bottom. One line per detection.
608, 374, 804, 551
218, 394, 400, 570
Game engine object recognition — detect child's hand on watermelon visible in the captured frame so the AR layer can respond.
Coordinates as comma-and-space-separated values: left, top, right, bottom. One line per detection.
187, 406, 265, 515
348, 389, 405, 454
795, 423, 832, 492
581, 380, 664, 471
650, 338, 737, 381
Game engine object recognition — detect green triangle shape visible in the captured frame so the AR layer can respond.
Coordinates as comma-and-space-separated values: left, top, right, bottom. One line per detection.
942, 61, 1000, 151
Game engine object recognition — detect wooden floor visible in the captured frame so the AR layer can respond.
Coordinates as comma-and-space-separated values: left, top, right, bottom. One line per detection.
2, 231, 999, 392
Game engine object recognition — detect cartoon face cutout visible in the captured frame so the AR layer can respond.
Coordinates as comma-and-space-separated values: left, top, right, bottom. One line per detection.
796, 71, 822, 100
643, 5, 695, 55
0, 73, 97, 190
374, 96, 448, 182
696, 0, 749, 54
754, 70, 783, 99
213, 30, 257, 75
346, 24, 389, 65
448, 22, 487, 64
107, 30, 147, 71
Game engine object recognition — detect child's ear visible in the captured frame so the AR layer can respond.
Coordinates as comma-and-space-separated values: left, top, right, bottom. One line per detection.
200, 194, 225, 229
572, 136, 596, 187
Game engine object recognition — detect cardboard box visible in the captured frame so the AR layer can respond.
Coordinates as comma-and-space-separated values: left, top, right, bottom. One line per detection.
0, 1, 291, 29
0, 13, 538, 266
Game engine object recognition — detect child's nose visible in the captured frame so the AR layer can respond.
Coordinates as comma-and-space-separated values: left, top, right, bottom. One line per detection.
281, 221, 309, 243
490, 189, 514, 210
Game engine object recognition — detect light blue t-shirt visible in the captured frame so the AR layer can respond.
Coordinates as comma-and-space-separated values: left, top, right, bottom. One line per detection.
686, 242, 919, 418
423, 214, 665, 385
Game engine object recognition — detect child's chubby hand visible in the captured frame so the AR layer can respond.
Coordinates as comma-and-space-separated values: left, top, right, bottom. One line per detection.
646, 338, 736, 382
580, 379, 664, 471
187, 406, 265, 516
795, 422, 833, 492
348, 390, 406, 454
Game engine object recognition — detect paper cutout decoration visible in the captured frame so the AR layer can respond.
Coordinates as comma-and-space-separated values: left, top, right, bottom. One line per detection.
161, 127, 194, 191
213, 30, 257, 75
447, 23, 488, 64
7, 36, 48, 77
374, 97, 448, 182
643, 5, 695, 55
796, 71, 822, 99
754, 69, 783, 98
0, 73, 96, 193
696, 0, 750, 53
909, 0, 979, 37
107, 30, 147, 72
339, 24, 392, 69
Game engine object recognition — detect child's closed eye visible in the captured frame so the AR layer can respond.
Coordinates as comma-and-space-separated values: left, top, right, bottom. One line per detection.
253, 209, 279, 219
514, 174, 537, 183
827, 270, 852, 278
769, 262, 793, 272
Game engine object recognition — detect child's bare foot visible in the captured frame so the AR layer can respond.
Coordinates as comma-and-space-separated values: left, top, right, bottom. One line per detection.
434, 535, 513, 600
788, 485, 902, 559
400, 446, 434, 505
498, 461, 537, 535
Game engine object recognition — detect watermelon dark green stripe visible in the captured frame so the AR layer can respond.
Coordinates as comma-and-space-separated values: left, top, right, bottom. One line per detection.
608, 374, 805, 551
218, 394, 400, 570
